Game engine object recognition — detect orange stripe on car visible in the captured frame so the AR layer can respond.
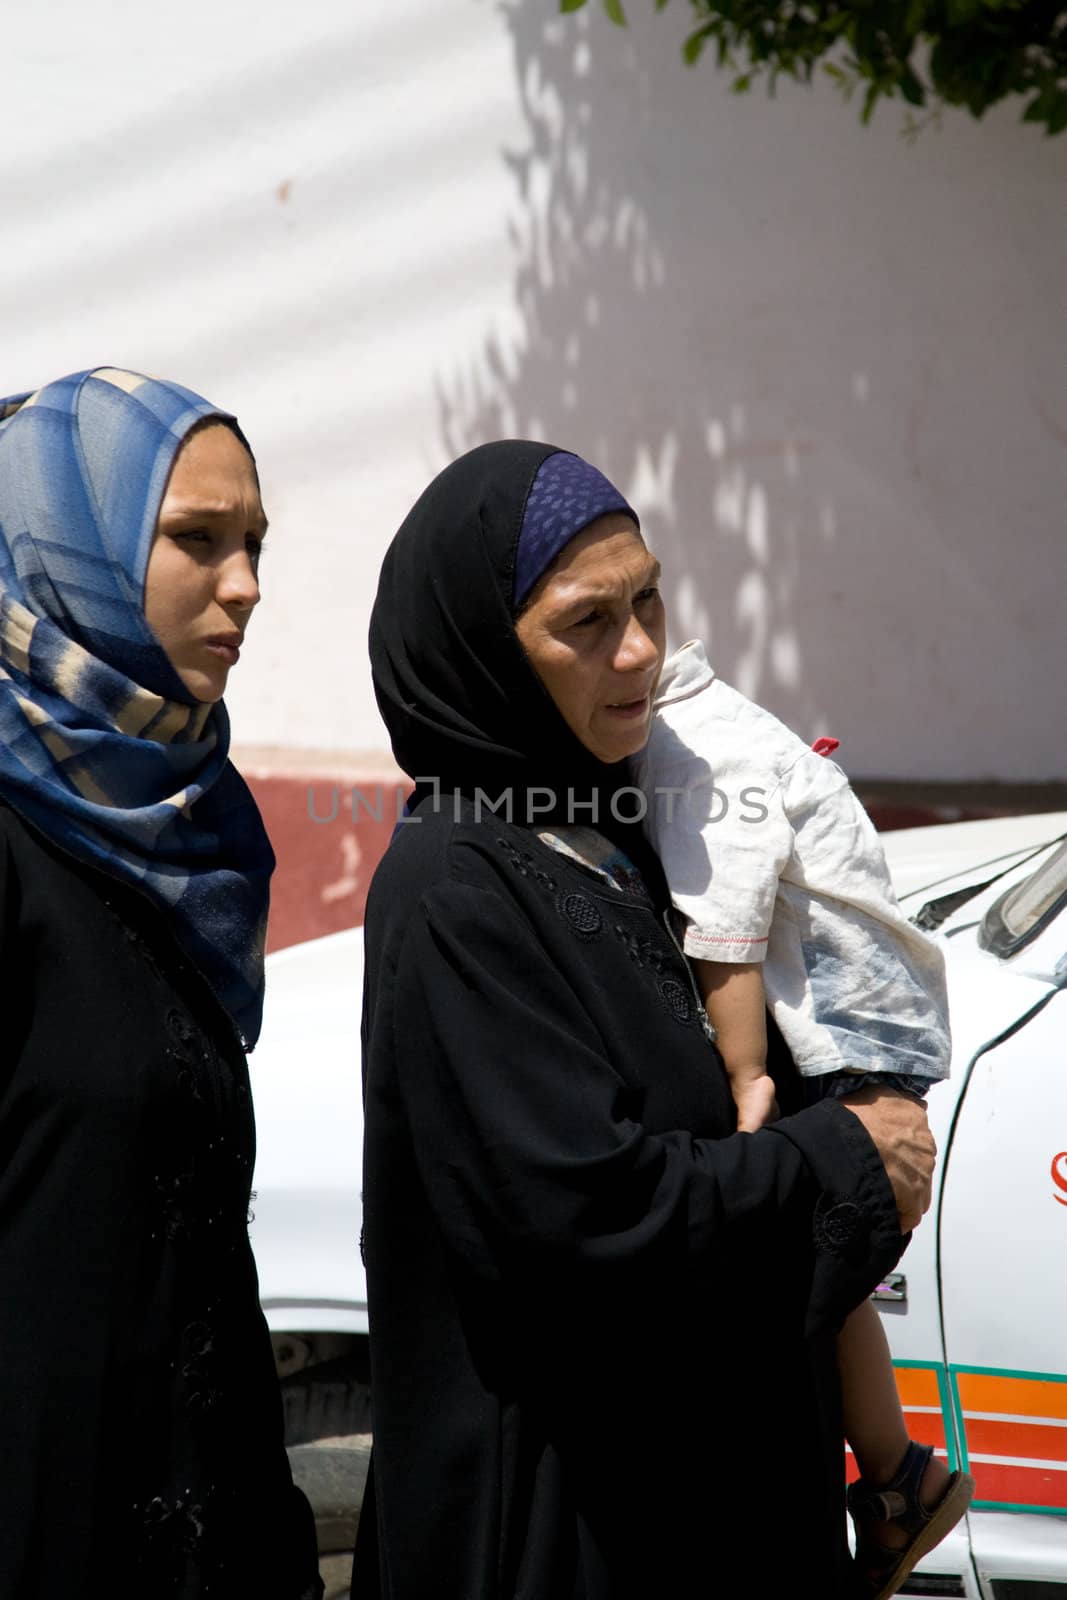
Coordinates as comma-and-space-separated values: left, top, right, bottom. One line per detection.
894, 1367, 942, 1408
956, 1373, 1067, 1422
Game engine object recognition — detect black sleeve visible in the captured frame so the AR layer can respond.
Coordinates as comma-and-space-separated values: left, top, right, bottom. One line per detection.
390, 872, 904, 1335
0, 820, 18, 1084
0, 816, 12, 938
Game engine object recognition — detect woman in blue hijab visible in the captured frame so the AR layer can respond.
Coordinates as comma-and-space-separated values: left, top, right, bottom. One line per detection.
0, 369, 321, 1598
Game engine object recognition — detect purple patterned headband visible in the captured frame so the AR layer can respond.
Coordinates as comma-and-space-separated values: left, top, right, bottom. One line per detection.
512, 450, 638, 609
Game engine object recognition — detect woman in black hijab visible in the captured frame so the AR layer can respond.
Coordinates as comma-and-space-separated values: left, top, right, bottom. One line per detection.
355, 441, 934, 1598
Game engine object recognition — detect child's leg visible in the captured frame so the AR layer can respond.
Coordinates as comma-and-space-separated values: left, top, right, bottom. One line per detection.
838, 1299, 950, 1546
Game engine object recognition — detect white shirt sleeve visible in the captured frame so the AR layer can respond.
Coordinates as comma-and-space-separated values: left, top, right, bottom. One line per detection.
778, 750, 899, 907
637, 699, 794, 963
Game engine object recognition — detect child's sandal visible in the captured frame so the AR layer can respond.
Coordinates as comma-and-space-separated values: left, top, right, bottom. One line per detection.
847, 1440, 975, 1600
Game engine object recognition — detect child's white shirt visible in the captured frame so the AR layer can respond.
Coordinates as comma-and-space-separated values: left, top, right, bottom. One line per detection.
632, 641, 950, 1082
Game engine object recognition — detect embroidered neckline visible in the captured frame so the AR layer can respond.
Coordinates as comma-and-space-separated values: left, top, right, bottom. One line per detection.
536, 825, 650, 899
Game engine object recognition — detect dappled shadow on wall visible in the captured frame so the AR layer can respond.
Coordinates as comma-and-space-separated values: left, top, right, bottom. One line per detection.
434, 1, 857, 746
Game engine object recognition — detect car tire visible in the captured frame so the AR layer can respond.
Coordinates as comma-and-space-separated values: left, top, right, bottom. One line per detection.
281, 1350, 372, 1575
316, 1550, 356, 1600
288, 1432, 371, 1554
281, 1346, 372, 1448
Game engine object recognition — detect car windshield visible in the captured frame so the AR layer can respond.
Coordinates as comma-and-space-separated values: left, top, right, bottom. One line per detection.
979, 839, 1067, 960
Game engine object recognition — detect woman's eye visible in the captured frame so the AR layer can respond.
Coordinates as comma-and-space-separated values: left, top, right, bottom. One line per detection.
635, 586, 660, 605
573, 610, 602, 628
246, 535, 265, 564
179, 528, 213, 546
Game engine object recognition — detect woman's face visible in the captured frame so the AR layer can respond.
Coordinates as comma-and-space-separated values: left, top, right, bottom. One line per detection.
515, 514, 665, 764
144, 423, 267, 703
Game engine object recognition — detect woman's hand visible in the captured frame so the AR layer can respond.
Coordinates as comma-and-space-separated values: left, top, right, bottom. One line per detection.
837, 1086, 937, 1234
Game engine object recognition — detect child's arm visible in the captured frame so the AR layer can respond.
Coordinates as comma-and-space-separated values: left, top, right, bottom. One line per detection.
693, 959, 779, 1132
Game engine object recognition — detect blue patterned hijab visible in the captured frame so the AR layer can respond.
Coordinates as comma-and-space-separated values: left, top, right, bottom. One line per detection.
0, 368, 274, 1047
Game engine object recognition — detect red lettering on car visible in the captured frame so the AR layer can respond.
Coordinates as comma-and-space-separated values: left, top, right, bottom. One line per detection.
1053, 1152, 1067, 1207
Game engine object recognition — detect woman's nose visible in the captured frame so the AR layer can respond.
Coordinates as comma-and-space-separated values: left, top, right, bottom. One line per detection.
217, 554, 261, 613
615, 613, 659, 672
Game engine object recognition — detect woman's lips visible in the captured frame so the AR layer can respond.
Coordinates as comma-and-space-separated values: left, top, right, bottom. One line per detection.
204, 639, 241, 666
604, 695, 649, 720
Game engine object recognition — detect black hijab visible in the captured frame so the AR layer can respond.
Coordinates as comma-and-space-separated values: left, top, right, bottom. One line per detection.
369, 440, 666, 887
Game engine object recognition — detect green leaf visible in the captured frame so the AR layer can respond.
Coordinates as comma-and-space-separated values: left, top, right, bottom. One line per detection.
1023, 84, 1057, 122
559, 0, 587, 12
684, 23, 714, 65
603, 0, 627, 24
898, 63, 926, 105
823, 61, 857, 99
1047, 93, 1067, 135
636, 0, 1067, 138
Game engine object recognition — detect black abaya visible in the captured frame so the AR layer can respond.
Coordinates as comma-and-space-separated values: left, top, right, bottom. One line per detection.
356, 441, 904, 1597
0, 802, 321, 1599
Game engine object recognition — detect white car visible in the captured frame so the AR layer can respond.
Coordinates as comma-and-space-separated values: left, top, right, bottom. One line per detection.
248, 926, 369, 1598
250, 811, 1067, 1597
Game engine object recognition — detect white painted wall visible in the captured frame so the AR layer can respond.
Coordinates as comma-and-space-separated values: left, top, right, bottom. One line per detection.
5, 0, 1065, 779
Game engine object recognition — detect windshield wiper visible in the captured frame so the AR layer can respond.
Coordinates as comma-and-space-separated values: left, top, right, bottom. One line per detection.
908, 830, 1067, 933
